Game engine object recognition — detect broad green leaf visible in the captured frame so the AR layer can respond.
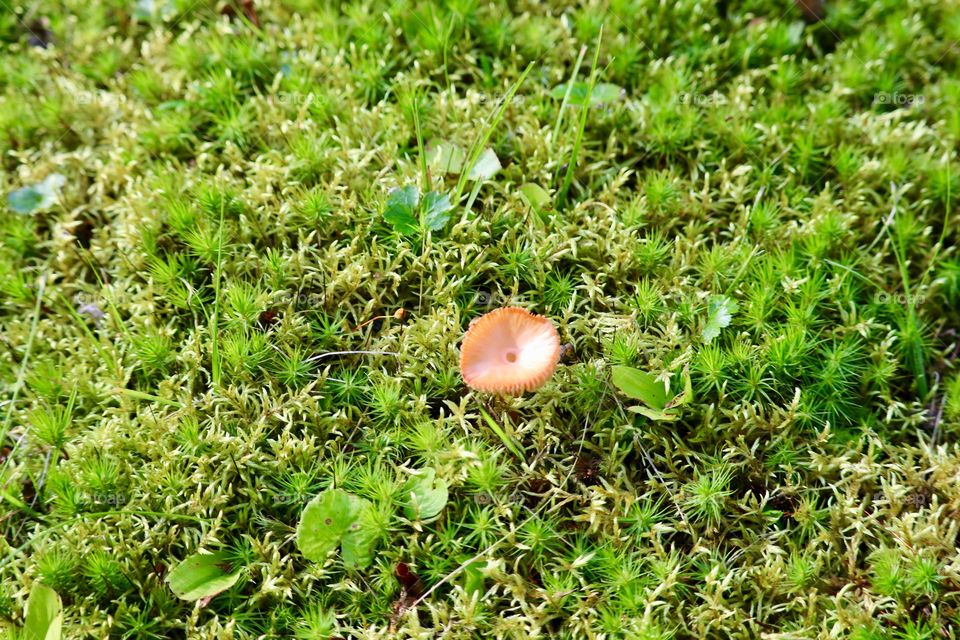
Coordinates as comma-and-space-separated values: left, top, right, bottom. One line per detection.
8, 187, 43, 215
24, 583, 62, 640
467, 148, 501, 181
550, 82, 624, 106
519, 183, 550, 211
403, 468, 449, 521
460, 556, 486, 595
383, 186, 419, 235
297, 489, 363, 561
427, 142, 466, 174
422, 191, 453, 231
166, 551, 241, 602
133, 0, 177, 20
611, 365, 668, 410
133, 0, 155, 19
157, 99, 189, 111
339, 505, 379, 569
297, 488, 377, 568
702, 295, 739, 343
787, 20, 805, 46
588, 83, 626, 104
8, 174, 66, 214
664, 367, 693, 410
628, 405, 680, 422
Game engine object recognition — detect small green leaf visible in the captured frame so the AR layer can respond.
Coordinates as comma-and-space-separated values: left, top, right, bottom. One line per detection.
787, 20, 805, 46
479, 407, 524, 460
166, 551, 241, 602
383, 185, 419, 235
611, 365, 668, 410
403, 468, 449, 521
24, 583, 62, 640
157, 99, 189, 111
550, 82, 624, 106
664, 367, 693, 410
519, 183, 550, 211
460, 556, 486, 595
702, 295, 739, 343
8, 187, 43, 215
628, 405, 680, 422
297, 489, 378, 568
339, 505, 379, 569
297, 489, 362, 561
133, 0, 155, 20
427, 142, 466, 174
8, 174, 66, 215
423, 191, 453, 231
467, 148, 501, 181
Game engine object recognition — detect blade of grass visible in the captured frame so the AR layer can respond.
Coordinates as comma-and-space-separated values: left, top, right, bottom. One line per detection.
919, 152, 953, 286
413, 93, 429, 195
210, 195, 226, 387
550, 45, 588, 158
113, 388, 185, 408
453, 62, 534, 208
461, 174, 485, 215
885, 181, 928, 398
557, 28, 603, 210
0, 271, 47, 453
413, 94, 430, 313
56, 291, 118, 374
478, 406, 524, 460
74, 249, 133, 341
932, 154, 952, 445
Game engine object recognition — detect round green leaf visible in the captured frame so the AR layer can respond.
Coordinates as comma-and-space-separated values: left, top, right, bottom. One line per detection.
467, 148, 501, 181
24, 582, 62, 640
297, 488, 376, 567
549, 82, 624, 106
611, 365, 668, 410
403, 468, 448, 521
166, 551, 242, 601
339, 505, 379, 569
519, 183, 551, 211
427, 142, 466, 174
383, 185, 420, 235
423, 191, 453, 232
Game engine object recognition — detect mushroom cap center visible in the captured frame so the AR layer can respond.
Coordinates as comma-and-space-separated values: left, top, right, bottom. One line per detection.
459, 307, 561, 395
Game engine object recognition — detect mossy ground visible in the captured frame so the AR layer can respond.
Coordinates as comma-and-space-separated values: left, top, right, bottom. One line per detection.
2, 0, 960, 638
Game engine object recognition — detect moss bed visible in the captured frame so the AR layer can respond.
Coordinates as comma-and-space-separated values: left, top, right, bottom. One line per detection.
2, 0, 960, 638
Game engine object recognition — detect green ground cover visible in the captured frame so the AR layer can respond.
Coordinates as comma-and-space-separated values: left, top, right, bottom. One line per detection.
2, 0, 960, 637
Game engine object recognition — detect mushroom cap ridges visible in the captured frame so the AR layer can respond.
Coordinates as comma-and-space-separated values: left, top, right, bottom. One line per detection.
459, 307, 561, 395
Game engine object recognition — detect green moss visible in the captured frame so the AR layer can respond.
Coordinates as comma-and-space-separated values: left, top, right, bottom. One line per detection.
1, 0, 959, 637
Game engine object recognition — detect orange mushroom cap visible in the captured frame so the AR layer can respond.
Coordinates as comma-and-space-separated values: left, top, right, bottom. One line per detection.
459, 307, 561, 395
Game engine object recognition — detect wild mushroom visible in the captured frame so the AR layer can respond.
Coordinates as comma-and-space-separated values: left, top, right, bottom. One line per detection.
459, 307, 561, 395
